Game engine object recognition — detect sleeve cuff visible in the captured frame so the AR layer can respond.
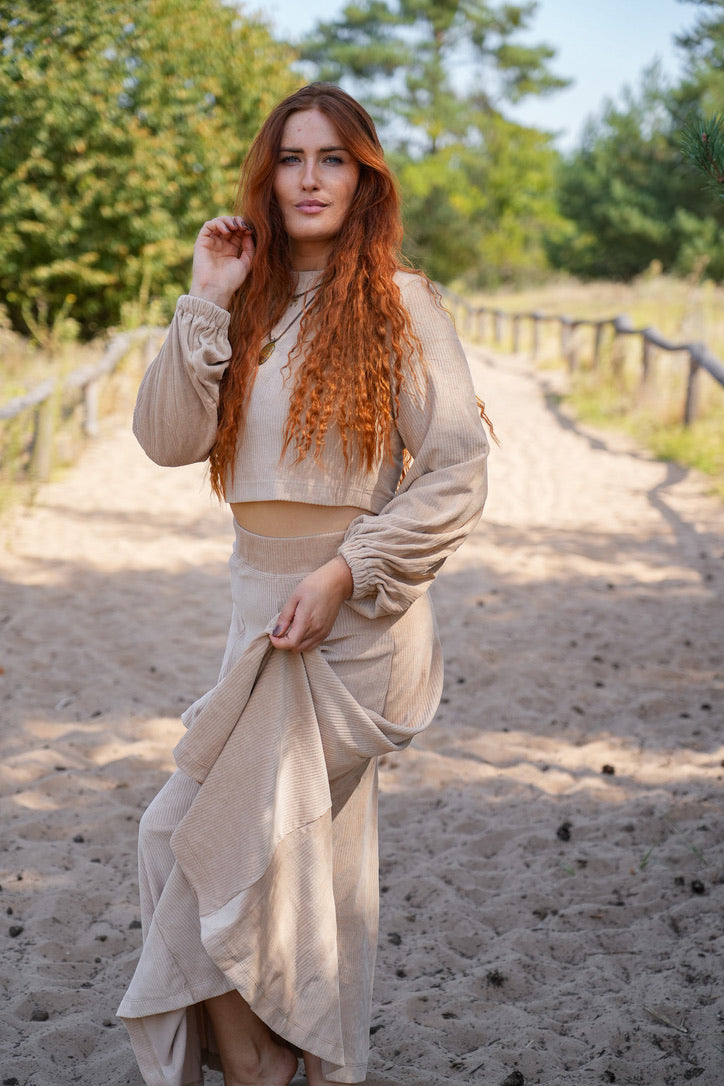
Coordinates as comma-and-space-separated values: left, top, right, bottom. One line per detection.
176, 293, 232, 334
337, 535, 371, 601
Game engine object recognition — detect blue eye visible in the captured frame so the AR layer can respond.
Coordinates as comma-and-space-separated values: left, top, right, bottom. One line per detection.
279, 153, 300, 165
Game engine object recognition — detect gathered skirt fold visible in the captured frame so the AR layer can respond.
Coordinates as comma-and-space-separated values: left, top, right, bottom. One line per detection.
118, 523, 443, 1085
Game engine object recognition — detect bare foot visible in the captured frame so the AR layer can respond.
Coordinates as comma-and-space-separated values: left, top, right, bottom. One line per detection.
271, 1043, 299, 1086
224, 1040, 297, 1086
302, 1050, 341, 1086
204, 991, 298, 1086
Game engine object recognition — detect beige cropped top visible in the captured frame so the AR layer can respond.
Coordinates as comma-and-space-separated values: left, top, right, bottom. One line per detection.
133, 269, 489, 616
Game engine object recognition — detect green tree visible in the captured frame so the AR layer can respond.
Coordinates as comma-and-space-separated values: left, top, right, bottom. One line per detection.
395, 116, 562, 285
301, 0, 568, 285
674, 0, 724, 116
549, 1, 724, 282
549, 66, 695, 279
0, 0, 295, 336
680, 112, 724, 201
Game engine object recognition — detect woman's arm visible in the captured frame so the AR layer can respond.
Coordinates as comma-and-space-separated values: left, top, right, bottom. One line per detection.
269, 274, 487, 647
338, 273, 489, 617
133, 217, 255, 467
132, 294, 232, 466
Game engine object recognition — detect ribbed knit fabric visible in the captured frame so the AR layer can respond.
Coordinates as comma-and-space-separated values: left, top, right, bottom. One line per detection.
132, 270, 489, 617
118, 525, 443, 1084
122, 270, 489, 1084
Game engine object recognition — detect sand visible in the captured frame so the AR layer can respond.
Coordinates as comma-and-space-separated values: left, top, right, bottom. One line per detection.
0, 340, 722, 1086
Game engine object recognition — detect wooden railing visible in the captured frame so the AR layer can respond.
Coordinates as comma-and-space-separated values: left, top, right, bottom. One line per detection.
439, 288, 724, 426
0, 326, 162, 484
4, 292, 723, 486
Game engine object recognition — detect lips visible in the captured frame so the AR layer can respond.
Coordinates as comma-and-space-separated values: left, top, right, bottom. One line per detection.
295, 200, 328, 212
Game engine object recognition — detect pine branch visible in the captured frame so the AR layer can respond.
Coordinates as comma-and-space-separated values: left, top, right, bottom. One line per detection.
680, 113, 724, 200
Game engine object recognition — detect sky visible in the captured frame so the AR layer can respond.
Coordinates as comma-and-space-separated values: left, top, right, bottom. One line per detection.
258, 0, 697, 149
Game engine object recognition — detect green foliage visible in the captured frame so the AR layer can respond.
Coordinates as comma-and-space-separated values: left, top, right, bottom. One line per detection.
680, 113, 724, 200
0, 0, 296, 337
396, 116, 564, 285
674, 0, 724, 116
566, 370, 724, 502
301, 0, 568, 285
549, 1, 724, 283
394, 148, 484, 282
303, 0, 566, 151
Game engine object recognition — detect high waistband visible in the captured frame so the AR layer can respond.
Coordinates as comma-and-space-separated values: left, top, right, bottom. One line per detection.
232, 519, 346, 574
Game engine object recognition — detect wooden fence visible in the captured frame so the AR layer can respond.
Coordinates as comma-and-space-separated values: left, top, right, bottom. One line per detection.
3, 293, 724, 488
439, 288, 724, 426
0, 326, 162, 484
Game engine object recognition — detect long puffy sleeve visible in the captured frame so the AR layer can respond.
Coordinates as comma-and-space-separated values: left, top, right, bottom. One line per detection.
338, 273, 489, 617
132, 294, 231, 466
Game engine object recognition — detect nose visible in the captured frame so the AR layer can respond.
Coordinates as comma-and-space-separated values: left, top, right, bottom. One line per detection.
301, 159, 319, 190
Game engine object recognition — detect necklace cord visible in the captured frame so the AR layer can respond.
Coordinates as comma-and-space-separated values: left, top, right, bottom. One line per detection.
258, 289, 317, 366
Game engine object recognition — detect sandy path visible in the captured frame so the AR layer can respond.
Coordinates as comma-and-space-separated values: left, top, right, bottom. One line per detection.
0, 342, 722, 1086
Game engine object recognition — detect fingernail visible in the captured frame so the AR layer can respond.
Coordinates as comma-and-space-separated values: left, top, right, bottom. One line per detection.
272, 625, 281, 637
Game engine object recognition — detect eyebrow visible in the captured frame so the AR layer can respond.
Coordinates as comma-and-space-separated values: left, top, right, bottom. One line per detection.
279, 146, 348, 154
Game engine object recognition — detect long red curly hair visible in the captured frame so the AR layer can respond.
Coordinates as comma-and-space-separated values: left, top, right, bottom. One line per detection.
209, 83, 489, 499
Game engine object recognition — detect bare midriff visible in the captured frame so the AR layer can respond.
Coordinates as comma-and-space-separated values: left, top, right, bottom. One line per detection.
230, 500, 369, 538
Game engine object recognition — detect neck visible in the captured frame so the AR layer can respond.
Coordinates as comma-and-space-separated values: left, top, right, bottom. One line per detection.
289, 240, 331, 271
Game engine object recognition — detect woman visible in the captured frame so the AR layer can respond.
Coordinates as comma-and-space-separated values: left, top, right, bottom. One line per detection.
118, 83, 490, 1086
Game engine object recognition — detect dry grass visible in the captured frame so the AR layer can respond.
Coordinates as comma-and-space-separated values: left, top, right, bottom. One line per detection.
464, 272, 724, 499
0, 329, 155, 510
472, 268, 724, 355
3, 272, 723, 505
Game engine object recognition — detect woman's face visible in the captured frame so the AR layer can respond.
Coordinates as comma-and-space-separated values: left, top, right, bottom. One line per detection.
273, 109, 360, 269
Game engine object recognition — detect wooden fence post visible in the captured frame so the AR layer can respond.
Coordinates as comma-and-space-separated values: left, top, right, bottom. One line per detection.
684, 348, 701, 425
84, 378, 100, 437
428, 284, 724, 432
512, 314, 521, 353
593, 322, 606, 368
1, 327, 164, 490
612, 315, 633, 386
560, 319, 574, 371
641, 335, 654, 387
568, 322, 580, 371
30, 398, 55, 480
532, 314, 541, 360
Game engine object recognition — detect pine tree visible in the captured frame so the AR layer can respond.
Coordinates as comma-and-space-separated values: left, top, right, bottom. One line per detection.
549, 0, 724, 282
301, 0, 568, 285
681, 113, 724, 200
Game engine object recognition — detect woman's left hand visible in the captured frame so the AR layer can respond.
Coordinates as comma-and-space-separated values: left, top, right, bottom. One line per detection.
270, 556, 354, 653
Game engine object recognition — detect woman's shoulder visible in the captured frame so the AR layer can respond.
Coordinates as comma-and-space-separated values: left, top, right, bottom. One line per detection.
393, 268, 456, 336
393, 267, 444, 310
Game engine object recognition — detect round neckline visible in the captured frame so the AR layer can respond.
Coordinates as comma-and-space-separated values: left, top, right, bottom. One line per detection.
294, 268, 324, 287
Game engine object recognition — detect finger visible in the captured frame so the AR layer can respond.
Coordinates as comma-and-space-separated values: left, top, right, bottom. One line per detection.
271, 632, 304, 653
271, 598, 298, 640
270, 608, 322, 653
269, 630, 304, 653
201, 216, 248, 238
291, 632, 323, 653
239, 230, 256, 258
278, 612, 329, 653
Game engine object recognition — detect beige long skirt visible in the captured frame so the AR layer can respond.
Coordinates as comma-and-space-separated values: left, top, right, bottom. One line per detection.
118, 522, 443, 1085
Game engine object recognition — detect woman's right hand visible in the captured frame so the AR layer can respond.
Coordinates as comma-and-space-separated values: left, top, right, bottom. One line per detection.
189, 216, 256, 311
